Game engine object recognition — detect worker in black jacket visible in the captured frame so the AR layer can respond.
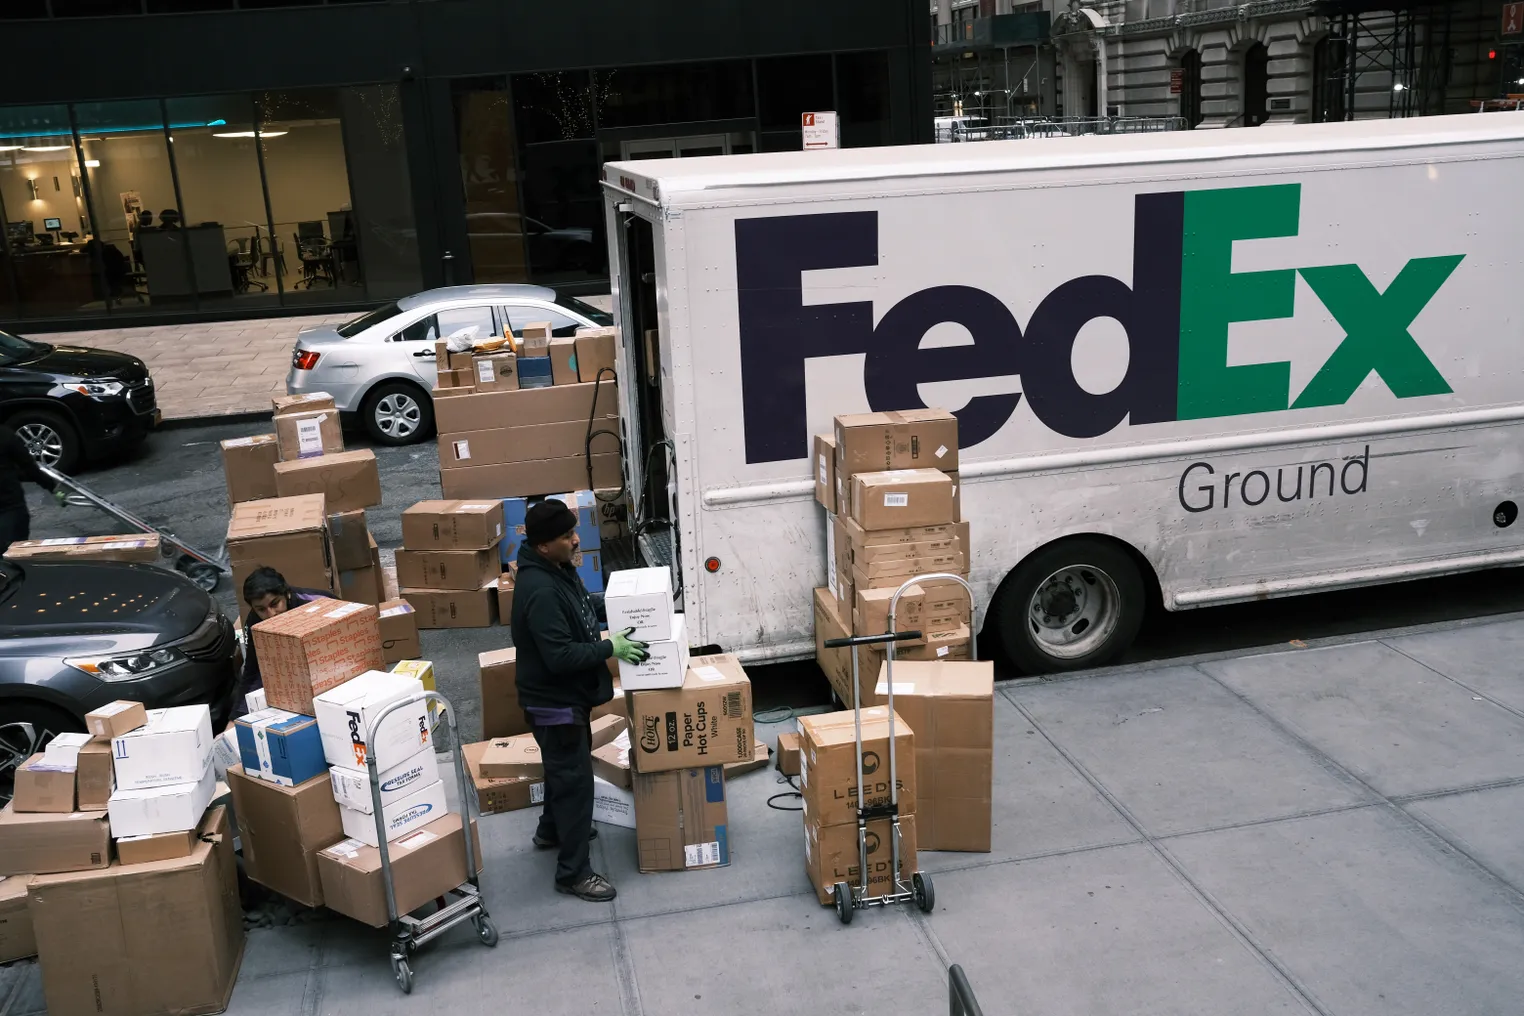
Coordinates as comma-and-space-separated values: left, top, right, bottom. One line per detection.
0, 424, 64, 550
512, 499, 647, 902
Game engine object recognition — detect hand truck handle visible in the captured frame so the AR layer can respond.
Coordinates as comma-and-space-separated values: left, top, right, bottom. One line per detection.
824, 631, 923, 650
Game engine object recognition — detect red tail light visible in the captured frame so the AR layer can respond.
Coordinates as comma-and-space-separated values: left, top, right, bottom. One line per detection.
293, 349, 321, 371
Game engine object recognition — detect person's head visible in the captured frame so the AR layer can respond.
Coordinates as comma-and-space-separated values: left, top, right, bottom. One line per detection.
525, 500, 579, 565
243, 566, 293, 621
137, 210, 153, 226
158, 208, 181, 228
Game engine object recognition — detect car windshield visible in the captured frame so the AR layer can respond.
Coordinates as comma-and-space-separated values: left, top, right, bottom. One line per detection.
555, 294, 613, 327
337, 301, 403, 338
0, 330, 41, 367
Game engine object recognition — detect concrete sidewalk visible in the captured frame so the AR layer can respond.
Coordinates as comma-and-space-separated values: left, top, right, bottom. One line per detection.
6, 613, 1524, 1014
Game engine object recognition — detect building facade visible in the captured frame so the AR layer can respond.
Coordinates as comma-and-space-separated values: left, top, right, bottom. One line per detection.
0, 0, 931, 330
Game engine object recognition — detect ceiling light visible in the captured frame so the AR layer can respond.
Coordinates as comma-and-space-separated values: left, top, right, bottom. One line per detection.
22, 146, 69, 152
85, 160, 100, 167
0, 146, 20, 152
211, 130, 287, 139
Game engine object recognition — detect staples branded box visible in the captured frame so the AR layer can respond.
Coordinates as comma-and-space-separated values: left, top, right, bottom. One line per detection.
251, 598, 384, 716
111, 705, 213, 791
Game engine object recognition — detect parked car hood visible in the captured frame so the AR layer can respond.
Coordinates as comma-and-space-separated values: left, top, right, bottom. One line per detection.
14, 343, 146, 381
0, 561, 210, 657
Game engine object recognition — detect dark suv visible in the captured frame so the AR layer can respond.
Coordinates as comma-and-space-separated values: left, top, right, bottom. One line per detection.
0, 328, 159, 473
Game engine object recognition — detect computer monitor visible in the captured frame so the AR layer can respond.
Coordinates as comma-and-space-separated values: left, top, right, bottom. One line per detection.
297, 220, 326, 241
42, 218, 61, 231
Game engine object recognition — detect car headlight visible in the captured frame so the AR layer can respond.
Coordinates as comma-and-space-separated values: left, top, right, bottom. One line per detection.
66, 647, 185, 681
65, 380, 125, 398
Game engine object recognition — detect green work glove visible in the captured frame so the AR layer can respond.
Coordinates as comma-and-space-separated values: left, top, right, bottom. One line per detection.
611, 627, 649, 664
52, 489, 67, 506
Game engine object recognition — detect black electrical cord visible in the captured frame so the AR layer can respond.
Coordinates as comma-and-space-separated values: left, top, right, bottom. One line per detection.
767, 773, 803, 812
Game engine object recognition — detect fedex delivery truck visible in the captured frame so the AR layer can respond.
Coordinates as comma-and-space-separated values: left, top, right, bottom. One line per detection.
599, 113, 1524, 673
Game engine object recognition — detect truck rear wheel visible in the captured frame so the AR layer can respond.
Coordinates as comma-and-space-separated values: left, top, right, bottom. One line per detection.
994, 537, 1145, 674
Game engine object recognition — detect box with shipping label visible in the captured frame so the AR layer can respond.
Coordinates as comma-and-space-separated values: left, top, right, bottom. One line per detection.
274, 448, 382, 513
575, 327, 616, 382
548, 335, 579, 385
378, 599, 421, 663
395, 547, 500, 591
12, 755, 74, 813
797, 706, 916, 829
632, 765, 728, 872
605, 566, 674, 642
0, 806, 109, 876
317, 814, 481, 927
246, 687, 267, 712
834, 409, 958, 477
478, 737, 543, 780
274, 407, 344, 462
234, 709, 328, 787
327, 509, 371, 571
339, 777, 447, 847
432, 379, 619, 436
251, 598, 384, 716
4, 533, 161, 565
111, 704, 213, 791
86, 699, 147, 739
220, 434, 280, 504
590, 712, 626, 750
227, 493, 336, 617
724, 739, 771, 778
593, 776, 636, 829
403, 583, 498, 628
592, 729, 633, 789
626, 652, 752, 773
496, 572, 515, 621
473, 351, 519, 392
0, 876, 34, 963
851, 469, 956, 531
440, 453, 621, 500
463, 739, 543, 815
441, 419, 615, 469
27, 808, 242, 1016
618, 612, 689, 691
77, 741, 113, 812
855, 580, 972, 644
478, 647, 526, 739
40, 731, 90, 768
813, 433, 838, 513
329, 747, 439, 814
804, 807, 918, 906
776, 732, 802, 777
313, 670, 430, 771
227, 765, 341, 907
211, 727, 240, 783
115, 827, 199, 866
107, 764, 216, 838
274, 392, 336, 416
401, 499, 505, 550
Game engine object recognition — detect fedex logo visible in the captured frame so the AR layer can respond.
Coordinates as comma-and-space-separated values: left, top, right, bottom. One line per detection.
734, 184, 1462, 464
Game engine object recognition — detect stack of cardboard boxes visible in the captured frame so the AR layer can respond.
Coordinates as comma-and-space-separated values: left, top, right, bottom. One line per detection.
812, 409, 973, 707
397, 500, 505, 628
501, 489, 612, 593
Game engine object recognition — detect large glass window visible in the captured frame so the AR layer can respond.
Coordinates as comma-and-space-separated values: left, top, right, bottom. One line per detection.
838, 51, 892, 148
0, 104, 95, 319
454, 78, 528, 284
339, 85, 420, 299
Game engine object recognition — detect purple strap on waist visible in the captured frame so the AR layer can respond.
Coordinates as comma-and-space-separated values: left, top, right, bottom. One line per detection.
527, 706, 576, 726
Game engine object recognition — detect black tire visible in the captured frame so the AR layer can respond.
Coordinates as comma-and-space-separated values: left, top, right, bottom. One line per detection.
834, 882, 854, 924
9, 408, 81, 474
0, 701, 85, 806
362, 381, 433, 446
993, 536, 1146, 675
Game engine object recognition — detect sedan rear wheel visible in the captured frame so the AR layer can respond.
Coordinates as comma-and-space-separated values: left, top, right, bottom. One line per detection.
363, 382, 433, 446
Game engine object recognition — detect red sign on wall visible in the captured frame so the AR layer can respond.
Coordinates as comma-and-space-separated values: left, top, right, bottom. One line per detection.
1169, 68, 1184, 94
1504, 2, 1524, 36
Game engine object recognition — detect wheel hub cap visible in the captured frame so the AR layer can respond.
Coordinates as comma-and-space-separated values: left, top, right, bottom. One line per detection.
17, 424, 62, 467
376, 394, 420, 438
1028, 565, 1121, 660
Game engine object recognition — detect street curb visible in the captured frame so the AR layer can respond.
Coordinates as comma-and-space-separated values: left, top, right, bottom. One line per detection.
158, 411, 268, 431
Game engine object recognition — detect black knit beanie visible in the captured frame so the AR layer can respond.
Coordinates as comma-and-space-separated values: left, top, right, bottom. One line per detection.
524, 500, 578, 546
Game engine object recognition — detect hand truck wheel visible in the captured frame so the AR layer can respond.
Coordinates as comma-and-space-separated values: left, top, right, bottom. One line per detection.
474, 913, 499, 947
912, 872, 935, 914
391, 955, 413, 994
834, 882, 854, 925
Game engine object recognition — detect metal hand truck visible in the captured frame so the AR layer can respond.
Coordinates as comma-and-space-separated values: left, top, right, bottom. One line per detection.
821, 571, 977, 925
39, 463, 230, 591
365, 691, 497, 994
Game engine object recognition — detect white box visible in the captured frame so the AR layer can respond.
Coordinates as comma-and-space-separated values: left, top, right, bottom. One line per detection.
245, 688, 267, 713
592, 776, 636, 829
211, 728, 241, 782
617, 613, 689, 690
111, 705, 214, 790
314, 671, 430, 772
339, 778, 447, 847
108, 763, 216, 838
42, 732, 92, 767
329, 746, 440, 814
605, 567, 675, 642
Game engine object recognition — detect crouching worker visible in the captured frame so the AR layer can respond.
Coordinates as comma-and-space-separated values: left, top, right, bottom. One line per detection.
235, 567, 330, 720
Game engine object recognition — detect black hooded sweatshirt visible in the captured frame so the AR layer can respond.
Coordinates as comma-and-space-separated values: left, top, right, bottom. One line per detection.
511, 543, 614, 712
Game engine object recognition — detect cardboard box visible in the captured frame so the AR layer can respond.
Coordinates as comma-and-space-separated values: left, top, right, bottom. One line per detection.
226, 766, 341, 907
592, 729, 632, 789
389, 658, 440, 727
776, 732, 802, 777
496, 572, 515, 620
111, 705, 214, 791
851, 469, 956, 531
274, 392, 335, 416
0, 806, 109, 875
473, 351, 519, 392
590, 713, 627, 750
439, 419, 618, 468
3, 533, 161, 565
340, 560, 383, 606
252, 598, 384, 716
433, 380, 619, 436
855, 581, 972, 644
875, 660, 993, 852
401, 500, 505, 550
339, 778, 447, 847
949, 471, 962, 521
220, 433, 280, 504
235, 709, 328, 787
274, 448, 382, 513
107, 765, 216, 838
834, 409, 959, 476
797, 706, 916, 829
478, 647, 527, 739
115, 828, 198, 866
329, 747, 440, 814
626, 652, 752, 773
813, 433, 838, 513
478, 737, 543, 780
804, 807, 918, 906
725, 739, 771, 777
378, 599, 421, 663
86, 699, 147, 739
313, 670, 431, 771
546, 335, 577, 385
575, 328, 617, 382
517, 355, 553, 387
317, 813, 481, 927
396, 547, 499, 591
521, 321, 551, 349
0, 876, 35, 962
440, 453, 622, 500
618, 612, 690, 691
448, 349, 475, 372
327, 509, 371, 571
77, 741, 113, 811
275, 407, 344, 462
605, 566, 675, 642
595, 487, 630, 542
27, 807, 242, 1016
632, 766, 729, 872
227, 494, 337, 617
12, 755, 74, 813
40, 731, 90, 767
404, 583, 498, 628
593, 776, 636, 828
463, 739, 543, 815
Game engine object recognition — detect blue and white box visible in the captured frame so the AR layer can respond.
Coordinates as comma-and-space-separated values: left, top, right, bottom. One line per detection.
329, 746, 439, 813
235, 709, 328, 787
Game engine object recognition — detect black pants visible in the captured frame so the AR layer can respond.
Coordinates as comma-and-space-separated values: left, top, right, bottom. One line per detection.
0, 507, 29, 551
530, 716, 594, 885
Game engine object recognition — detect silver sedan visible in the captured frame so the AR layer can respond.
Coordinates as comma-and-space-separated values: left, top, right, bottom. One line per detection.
285, 284, 611, 444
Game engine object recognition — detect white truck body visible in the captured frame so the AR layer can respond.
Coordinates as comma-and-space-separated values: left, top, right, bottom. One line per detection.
600, 114, 1524, 665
